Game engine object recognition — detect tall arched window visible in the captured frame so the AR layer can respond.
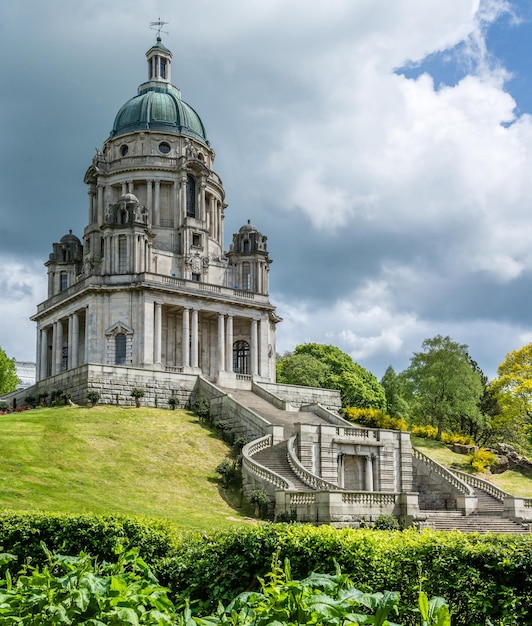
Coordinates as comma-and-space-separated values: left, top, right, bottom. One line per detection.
242, 263, 251, 291
118, 236, 127, 273
186, 175, 196, 218
115, 333, 127, 365
233, 340, 250, 375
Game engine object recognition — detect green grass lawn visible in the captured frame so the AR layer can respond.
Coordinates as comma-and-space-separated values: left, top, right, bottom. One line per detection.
0, 405, 255, 531
412, 436, 532, 497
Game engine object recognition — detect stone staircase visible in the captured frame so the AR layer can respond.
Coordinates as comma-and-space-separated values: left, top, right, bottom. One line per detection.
252, 440, 313, 491
424, 484, 530, 534
219, 387, 327, 438
222, 385, 530, 533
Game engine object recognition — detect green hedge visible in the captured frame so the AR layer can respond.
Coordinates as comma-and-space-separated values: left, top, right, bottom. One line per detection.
2, 513, 532, 625
0, 511, 180, 565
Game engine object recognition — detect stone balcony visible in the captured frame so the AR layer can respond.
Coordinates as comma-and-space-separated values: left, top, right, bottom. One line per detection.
34, 271, 273, 316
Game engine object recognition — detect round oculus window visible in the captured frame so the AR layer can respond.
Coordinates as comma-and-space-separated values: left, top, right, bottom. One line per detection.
159, 142, 171, 154
120, 145, 129, 156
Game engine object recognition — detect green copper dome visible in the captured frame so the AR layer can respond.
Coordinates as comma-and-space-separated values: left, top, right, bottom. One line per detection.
110, 84, 208, 143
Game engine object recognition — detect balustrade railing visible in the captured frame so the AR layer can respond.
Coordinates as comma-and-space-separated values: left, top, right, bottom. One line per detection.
242, 435, 293, 490
341, 492, 397, 506
287, 436, 340, 491
412, 447, 474, 495
335, 427, 378, 440
451, 469, 510, 502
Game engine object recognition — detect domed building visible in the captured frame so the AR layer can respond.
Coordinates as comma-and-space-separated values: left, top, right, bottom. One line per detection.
31, 36, 281, 397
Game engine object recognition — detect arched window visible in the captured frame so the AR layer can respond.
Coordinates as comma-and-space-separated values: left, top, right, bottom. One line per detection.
115, 333, 127, 365
118, 236, 127, 273
233, 340, 250, 374
186, 175, 196, 218
242, 263, 251, 291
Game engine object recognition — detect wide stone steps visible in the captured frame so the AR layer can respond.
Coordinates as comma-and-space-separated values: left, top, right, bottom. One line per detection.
219, 387, 329, 437
252, 440, 313, 491
426, 511, 529, 534
474, 489, 504, 515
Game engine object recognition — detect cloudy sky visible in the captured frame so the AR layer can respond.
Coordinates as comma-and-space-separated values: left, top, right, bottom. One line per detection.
1, 0, 532, 381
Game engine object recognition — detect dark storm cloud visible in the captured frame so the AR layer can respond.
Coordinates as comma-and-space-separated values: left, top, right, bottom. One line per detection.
2, 0, 532, 383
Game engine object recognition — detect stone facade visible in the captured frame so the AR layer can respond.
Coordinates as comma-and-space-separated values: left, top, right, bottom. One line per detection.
31, 37, 280, 390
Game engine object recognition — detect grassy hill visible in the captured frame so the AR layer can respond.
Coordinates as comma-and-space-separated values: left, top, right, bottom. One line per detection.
0, 405, 254, 531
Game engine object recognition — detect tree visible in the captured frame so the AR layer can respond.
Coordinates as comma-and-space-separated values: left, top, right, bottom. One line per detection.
380, 365, 410, 420
0, 347, 19, 395
277, 343, 385, 410
489, 343, 532, 451
403, 335, 483, 440
276, 352, 331, 388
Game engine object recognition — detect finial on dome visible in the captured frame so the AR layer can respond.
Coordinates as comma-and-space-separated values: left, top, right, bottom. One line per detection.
149, 18, 169, 41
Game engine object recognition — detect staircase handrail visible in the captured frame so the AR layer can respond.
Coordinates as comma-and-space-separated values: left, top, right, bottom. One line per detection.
412, 447, 474, 496
242, 435, 294, 490
450, 469, 512, 502
286, 436, 341, 491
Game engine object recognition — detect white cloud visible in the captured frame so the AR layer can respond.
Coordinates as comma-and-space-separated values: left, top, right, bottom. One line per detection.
0, 258, 47, 362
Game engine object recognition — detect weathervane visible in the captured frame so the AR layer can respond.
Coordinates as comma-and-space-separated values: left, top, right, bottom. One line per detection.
150, 18, 169, 39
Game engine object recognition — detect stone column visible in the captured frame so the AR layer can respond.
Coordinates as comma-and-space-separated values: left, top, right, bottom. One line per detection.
67, 316, 73, 370
173, 180, 179, 227
154, 180, 160, 226
217, 313, 225, 372
338, 453, 345, 489
88, 189, 96, 223
180, 174, 187, 220
97, 185, 104, 225
54, 321, 63, 375
250, 319, 258, 376
154, 302, 162, 365
128, 180, 134, 193
182, 308, 190, 367
225, 315, 233, 372
71, 313, 79, 369
191, 309, 199, 368
121, 182, 127, 195
199, 179, 206, 221
40, 328, 48, 381
365, 455, 374, 492
147, 180, 153, 212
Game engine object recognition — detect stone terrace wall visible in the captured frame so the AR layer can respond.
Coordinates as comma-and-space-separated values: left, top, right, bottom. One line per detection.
3, 364, 199, 409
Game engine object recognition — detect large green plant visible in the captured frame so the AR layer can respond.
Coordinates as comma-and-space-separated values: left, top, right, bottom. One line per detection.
0, 544, 178, 624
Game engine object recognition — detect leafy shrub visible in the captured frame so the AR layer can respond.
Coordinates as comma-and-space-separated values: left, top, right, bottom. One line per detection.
373, 514, 401, 530
0, 512, 178, 567
343, 407, 408, 431
191, 396, 210, 421
168, 396, 179, 410
131, 387, 145, 407
215, 459, 238, 488
86, 390, 100, 406
469, 447, 497, 473
0, 401, 9, 412
23, 395, 37, 408
3, 514, 532, 625
233, 435, 250, 451
248, 488, 270, 518
0, 544, 179, 624
411, 424, 474, 446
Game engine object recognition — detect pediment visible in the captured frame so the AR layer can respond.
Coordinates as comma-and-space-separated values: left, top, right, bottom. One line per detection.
105, 321, 134, 336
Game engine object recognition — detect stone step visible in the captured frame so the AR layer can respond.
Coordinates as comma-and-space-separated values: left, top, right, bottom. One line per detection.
425, 511, 529, 534
252, 440, 313, 491
219, 387, 329, 437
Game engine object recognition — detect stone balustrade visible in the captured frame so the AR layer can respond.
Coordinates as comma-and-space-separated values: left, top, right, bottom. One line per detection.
287, 436, 341, 491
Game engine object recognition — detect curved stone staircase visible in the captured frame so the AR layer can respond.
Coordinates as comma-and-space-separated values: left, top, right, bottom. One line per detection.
218, 383, 531, 533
